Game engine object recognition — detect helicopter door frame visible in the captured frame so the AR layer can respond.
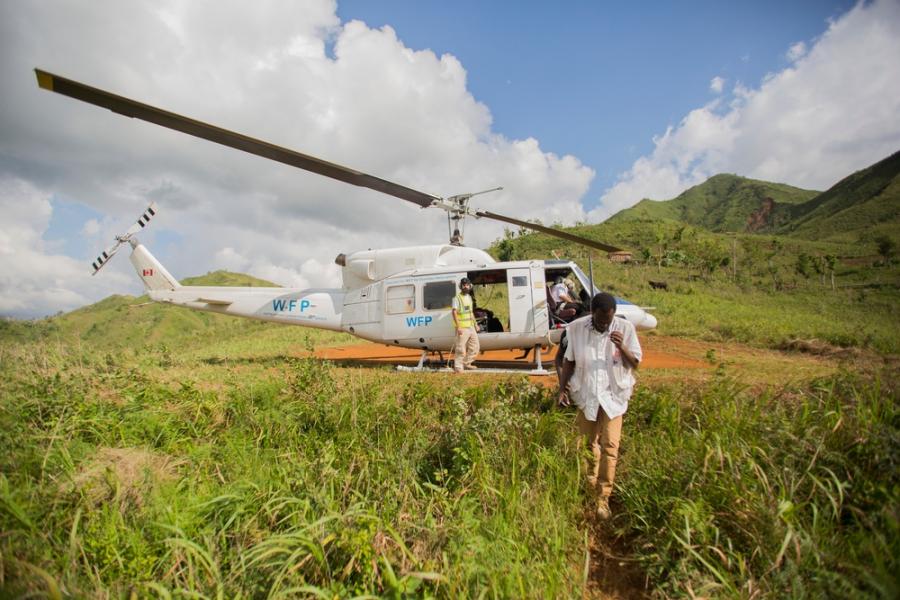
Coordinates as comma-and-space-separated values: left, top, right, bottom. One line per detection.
503, 261, 549, 336
506, 267, 533, 333
530, 262, 550, 336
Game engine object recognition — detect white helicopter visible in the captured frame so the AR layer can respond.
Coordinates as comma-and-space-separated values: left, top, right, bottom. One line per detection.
36, 69, 657, 371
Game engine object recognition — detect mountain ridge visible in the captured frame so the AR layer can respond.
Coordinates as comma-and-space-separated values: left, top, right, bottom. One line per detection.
606, 149, 900, 242
606, 174, 819, 233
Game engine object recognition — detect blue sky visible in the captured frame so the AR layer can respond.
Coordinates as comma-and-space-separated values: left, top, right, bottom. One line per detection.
1, 0, 898, 318
337, 0, 857, 197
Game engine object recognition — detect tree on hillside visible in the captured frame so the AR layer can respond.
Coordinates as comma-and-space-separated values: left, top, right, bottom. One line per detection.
875, 235, 896, 266
811, 255, 827, 286
688, 238, 730, 280
663, 249, 688, 267
495, 228, 519, 262
767, 239, 783, 291
796, 253, 813, 279
738, 238, 767, 285
653, 225, 668, 272
826, 254, 838, 291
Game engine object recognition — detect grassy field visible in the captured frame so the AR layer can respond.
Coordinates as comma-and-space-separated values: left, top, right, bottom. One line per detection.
1, 315, 897, 597
492, 222, 900, 355
2, 229, 899, 597
1, 338, 586, 598
620, 369, 898, 598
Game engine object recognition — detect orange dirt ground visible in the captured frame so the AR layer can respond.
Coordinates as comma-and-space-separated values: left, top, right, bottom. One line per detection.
302, 334, 844, 390
308, 336, 709, 370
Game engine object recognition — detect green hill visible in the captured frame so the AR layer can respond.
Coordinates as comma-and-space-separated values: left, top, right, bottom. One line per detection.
0, 270, 349, 356
66, 270, 282, 345
607, 174, 818, 233
777, 150, 900, 243
180, 270, 278, 287
607, 151, 900, 246
487, 200, 899, 354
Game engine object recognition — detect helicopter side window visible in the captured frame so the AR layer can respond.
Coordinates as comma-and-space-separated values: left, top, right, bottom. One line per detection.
423, 281, 456, 310
385, 284, 415, 314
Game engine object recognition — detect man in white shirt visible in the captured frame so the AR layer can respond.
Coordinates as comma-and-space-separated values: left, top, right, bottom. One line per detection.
557, 293, 642, 519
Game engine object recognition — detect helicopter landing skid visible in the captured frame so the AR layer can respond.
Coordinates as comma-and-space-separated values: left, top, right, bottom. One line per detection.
396, 346, 551, 376
396, 365, 552, 376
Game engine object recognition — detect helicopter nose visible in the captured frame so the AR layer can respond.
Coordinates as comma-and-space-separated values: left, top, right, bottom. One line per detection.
641, 312, 658, 330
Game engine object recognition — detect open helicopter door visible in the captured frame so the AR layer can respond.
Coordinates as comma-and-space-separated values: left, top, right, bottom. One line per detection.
505, 262, 549, 335
530, 262, 550, 336
506, 268, 532, 333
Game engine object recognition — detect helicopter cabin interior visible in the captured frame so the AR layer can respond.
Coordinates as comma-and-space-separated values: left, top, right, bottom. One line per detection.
464, 264, 592, 332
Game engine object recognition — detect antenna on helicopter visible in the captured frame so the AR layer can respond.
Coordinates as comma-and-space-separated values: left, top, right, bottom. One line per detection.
90, 202, 157, 275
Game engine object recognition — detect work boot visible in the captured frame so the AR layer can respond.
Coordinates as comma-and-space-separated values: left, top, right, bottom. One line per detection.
596, 496, 612, 520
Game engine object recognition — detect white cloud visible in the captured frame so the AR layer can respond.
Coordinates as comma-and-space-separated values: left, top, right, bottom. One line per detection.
709, 76, 726, 94
213, 247, 248, 273
81, 218, 101, 237
0, 0, 592, 317
786, 41, 808, 62
590, 0, 900, 220
0, 177, 130, 317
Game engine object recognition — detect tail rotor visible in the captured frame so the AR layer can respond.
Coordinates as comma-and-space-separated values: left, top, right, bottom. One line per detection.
91, 202, 157, 275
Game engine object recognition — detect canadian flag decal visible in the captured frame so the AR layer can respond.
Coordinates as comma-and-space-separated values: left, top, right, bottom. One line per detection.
143, 269, 154, 276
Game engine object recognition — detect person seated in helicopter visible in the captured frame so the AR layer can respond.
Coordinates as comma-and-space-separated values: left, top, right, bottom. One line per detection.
469, 286, 504, 332
578, 286, 591, 306
550, 276, 580, 315
566, 278, 589, 317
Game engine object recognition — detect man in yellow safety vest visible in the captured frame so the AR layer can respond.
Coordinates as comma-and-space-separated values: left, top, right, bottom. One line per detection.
452, 277, 480, 372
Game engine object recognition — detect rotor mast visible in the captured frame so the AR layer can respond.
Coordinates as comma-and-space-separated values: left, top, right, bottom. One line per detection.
429, 186, 503, 246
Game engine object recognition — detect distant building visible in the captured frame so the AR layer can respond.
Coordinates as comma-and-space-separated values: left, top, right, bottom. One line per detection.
608, 251, 633, 263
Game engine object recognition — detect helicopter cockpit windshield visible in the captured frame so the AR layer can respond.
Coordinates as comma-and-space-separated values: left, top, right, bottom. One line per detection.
570, 264, 600, 297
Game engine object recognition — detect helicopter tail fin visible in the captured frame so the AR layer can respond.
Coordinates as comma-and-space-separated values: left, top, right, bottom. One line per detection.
129, 243, 181, 291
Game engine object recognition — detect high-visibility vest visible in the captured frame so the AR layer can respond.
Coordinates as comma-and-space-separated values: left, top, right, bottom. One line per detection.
454, 293, 476, 329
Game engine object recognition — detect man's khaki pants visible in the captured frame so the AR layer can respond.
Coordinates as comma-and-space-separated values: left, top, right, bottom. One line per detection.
454, 327, 479, 370
576, 409, 623, 498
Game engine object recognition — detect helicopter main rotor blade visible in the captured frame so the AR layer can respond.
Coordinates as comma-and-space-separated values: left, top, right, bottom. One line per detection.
475, 210, 622, 253
35, 70, 624, 254
34, 69, 440, 208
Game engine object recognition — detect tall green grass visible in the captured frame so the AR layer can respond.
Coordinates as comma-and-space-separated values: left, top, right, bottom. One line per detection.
1, 339, 897, 597
617, 369, 899, 598
0, 344, 584, 598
